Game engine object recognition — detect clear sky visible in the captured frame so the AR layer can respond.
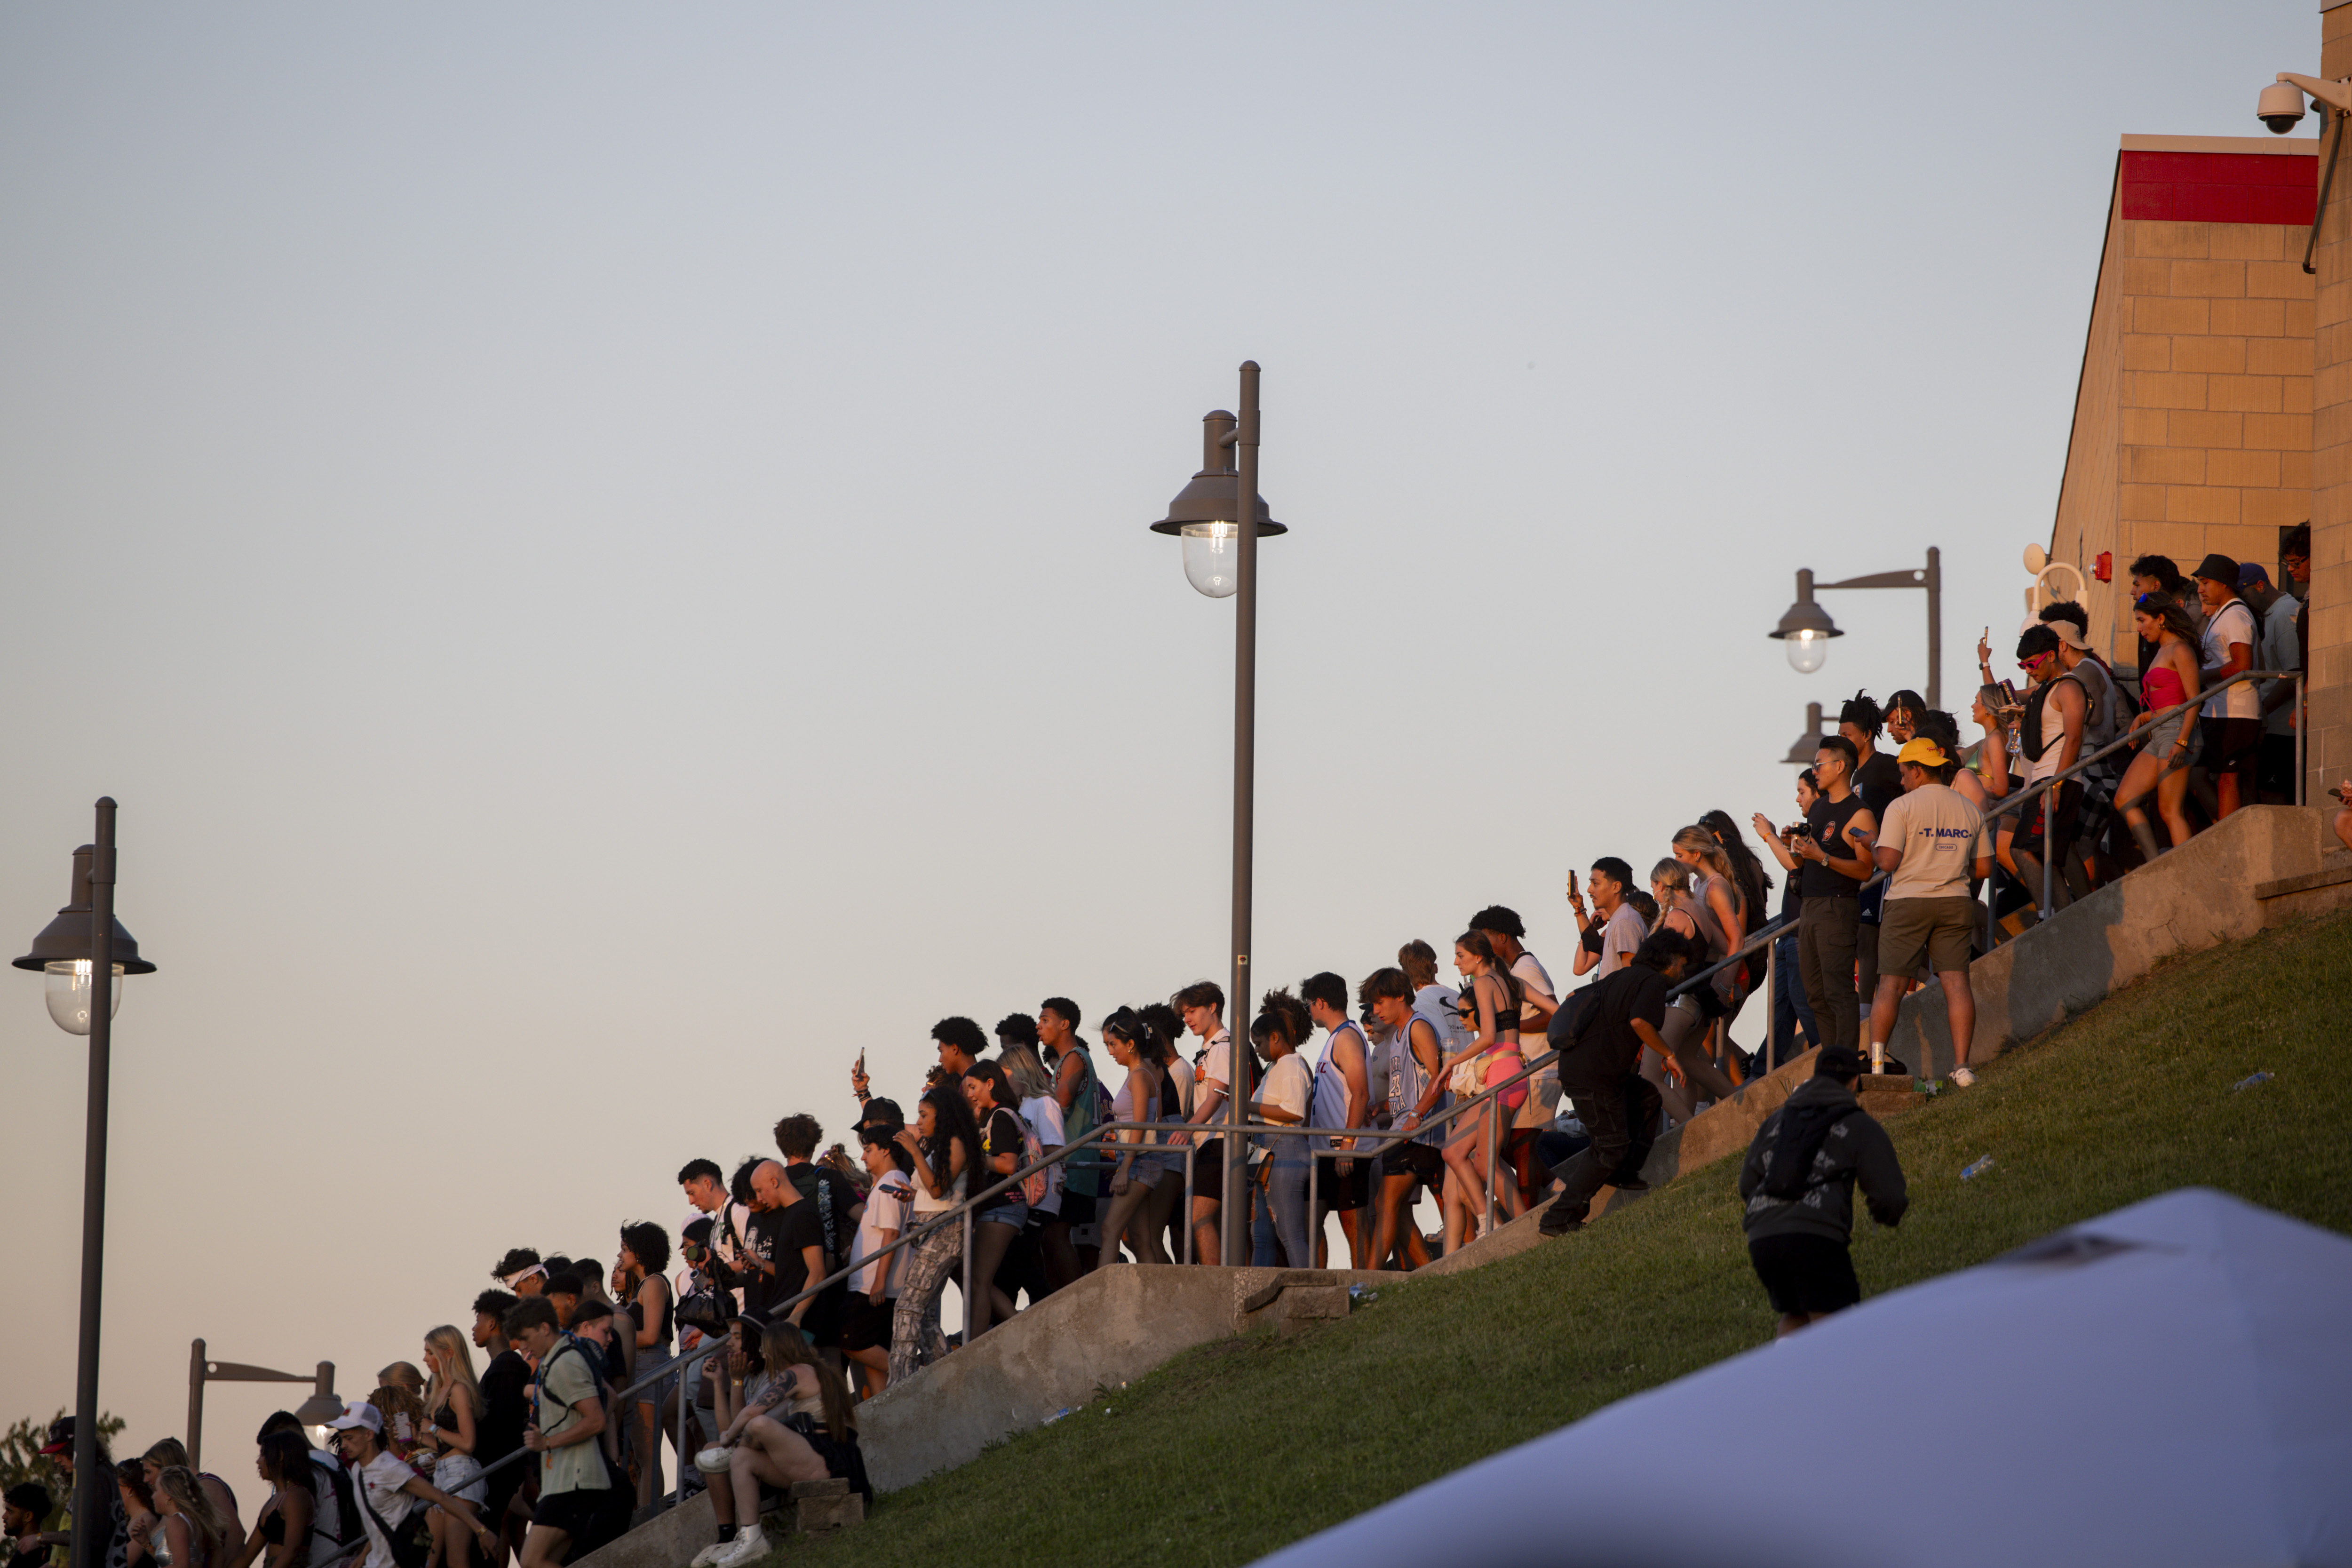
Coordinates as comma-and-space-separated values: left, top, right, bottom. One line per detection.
0, 0, 2317, 1518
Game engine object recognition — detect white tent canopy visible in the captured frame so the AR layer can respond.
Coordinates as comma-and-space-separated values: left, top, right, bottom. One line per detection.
1257, 1189, 2352, 1568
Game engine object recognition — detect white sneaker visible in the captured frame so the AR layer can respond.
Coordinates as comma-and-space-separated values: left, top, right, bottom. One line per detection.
711, 1527, 768, 1568
689, 1537, 731, 1567
1949, 1066, 1977, 1088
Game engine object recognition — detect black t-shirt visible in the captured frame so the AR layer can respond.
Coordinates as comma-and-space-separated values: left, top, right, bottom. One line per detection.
786, 1162, 857, 1265
1568, 962, 1671, 1074
741, 1200, 825, 1321
1800, 792, 1869, 899
978, 1106, 1027, 1209
1854, 750, 1903, 820
477, 1348, 530, 1464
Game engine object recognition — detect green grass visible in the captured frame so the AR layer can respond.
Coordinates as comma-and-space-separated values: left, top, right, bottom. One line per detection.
769, 910, 2352, 1568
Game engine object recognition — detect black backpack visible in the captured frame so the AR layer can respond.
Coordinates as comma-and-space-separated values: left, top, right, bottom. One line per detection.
1762, 1100, 1863, 1200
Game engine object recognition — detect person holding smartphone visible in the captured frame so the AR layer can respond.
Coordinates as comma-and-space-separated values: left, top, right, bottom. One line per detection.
1785, 736, 1876, 1057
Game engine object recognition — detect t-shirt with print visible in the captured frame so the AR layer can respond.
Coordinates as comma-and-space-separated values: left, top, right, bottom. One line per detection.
532, 1337, 609, 1496
353, 1450, 417, 1568
1799, 792, 1869, 898
849, 1170, 914, 1297
786, 1163, 857, 1269
1411, 986, 1469, 1058
1877, 783, 1986, 900
1254, 1053, 1311, 1158
709, 1200, 754, 1310
741, 1200, 823, 1322
978, 1106, 1029, 1210
2200, 599, 2260, 720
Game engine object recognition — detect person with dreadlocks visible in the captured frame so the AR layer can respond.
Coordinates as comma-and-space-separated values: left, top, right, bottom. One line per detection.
1736, 1043, 1909, 1337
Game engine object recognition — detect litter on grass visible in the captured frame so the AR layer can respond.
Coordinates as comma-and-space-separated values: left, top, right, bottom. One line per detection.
1961, 1155, 1997, 1181
2234, 1071, 2274, 1090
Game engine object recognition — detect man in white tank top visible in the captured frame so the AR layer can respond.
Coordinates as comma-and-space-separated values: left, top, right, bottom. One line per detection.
2013, 625, 2086, 913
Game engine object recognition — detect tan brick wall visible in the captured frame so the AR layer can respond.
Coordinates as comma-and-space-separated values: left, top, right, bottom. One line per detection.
2053, 190, 2315, 669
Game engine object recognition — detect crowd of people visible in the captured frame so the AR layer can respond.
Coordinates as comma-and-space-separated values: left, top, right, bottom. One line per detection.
10, 549, 2327, 1568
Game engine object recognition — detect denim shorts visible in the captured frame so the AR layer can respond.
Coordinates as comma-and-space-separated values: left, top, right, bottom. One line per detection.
976, 1200, 1029, 1230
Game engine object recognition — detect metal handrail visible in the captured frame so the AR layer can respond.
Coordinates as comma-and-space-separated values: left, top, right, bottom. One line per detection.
1975, 668, 2300, 927
449, 1051, 1554, 1507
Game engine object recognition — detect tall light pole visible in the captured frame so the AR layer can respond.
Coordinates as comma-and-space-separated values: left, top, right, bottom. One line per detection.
1151, 362, 1284, 1265
1768, 547, 1943, 710
15, 801, 156, 1568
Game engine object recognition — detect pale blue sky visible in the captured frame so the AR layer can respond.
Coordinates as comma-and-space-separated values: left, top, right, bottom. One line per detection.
0, 0, 2317, 1511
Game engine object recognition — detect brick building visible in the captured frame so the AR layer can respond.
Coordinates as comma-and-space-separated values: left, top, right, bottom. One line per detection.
2047, 133, 2315, 670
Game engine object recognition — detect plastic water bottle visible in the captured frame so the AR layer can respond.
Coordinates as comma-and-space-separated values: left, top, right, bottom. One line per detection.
2233, 1071, 2273, 1091
1961, 1155, 1996, 1181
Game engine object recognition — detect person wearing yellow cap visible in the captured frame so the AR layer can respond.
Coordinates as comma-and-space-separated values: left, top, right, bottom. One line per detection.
1869, 737, 1994, 1085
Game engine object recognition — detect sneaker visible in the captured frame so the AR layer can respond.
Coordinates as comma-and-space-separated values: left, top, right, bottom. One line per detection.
1537, 1201, 1588, 1237
1949, 1066, 1977, 1088
1610, 1175, 1650, 1193
711, 1526, 768, 1568
690, 1533, 735, 1567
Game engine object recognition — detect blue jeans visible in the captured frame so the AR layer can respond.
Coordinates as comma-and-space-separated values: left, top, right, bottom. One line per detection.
1251, 1159, 1311, 1267
1771, 933, 1820, 1069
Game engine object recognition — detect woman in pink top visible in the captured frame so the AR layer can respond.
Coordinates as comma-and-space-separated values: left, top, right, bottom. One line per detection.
1440, 931, 1526, 1250
2118, 592, 2203, 860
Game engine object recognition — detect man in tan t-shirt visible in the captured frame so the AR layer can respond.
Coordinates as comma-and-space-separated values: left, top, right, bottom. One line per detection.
1869, 738, 1993, 1084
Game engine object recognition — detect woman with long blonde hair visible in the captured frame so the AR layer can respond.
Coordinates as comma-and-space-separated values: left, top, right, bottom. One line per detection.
1672, 823, 1751, 1082
152, 1467, 228, 1568
418, 1325, 488, 1568
141, 1440, 241, 1549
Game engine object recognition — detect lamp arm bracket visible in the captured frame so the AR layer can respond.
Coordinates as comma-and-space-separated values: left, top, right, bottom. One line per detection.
2280, 73, 2352, 115
202, 1361, 313, 1383
1819, 569, 1929, 592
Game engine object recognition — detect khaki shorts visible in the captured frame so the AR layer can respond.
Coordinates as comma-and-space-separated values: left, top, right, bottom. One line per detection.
1878, 895, 1977, 976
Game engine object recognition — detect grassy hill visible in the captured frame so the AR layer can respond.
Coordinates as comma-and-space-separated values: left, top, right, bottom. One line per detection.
768, 908, 2352, 1568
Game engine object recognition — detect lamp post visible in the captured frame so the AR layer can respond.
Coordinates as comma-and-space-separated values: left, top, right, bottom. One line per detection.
14, 800, 155, 1568
186, 1344, 341, 1472
1782, 703, 1827, 765
1151, 362, 1284, 1266
1768, 547, 1943, 710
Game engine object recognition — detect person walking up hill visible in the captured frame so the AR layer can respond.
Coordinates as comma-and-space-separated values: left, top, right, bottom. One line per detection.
1737, 1043, 1908, 1338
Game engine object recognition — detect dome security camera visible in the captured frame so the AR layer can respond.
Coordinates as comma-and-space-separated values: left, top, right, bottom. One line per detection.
2259, 79, 2308, 134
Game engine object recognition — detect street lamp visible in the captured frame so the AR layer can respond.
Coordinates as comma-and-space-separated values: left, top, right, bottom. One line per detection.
1150, 362, 1283, 1266
185, 1343, 340, 1471
1766, 546, 1943, 709
14, 801, 155, 1568
1782, 703, 1827, 765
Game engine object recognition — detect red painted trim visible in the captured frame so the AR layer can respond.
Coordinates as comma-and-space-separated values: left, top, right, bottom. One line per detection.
2119, 150, 2316, 225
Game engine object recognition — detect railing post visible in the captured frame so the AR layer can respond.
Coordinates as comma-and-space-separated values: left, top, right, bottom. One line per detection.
1183, 1144, 1196, 1266
1304, 1130, 1318, 1269
961, 1208, 974, 1346
2296, 672, 2306, 808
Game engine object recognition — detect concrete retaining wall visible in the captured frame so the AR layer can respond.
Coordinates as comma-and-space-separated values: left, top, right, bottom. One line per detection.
1884, 804, 2329, 1076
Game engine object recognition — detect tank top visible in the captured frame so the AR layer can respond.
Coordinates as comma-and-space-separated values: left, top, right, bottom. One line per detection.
630, 1277, 671, 1352
2023, 673, 2080, 784
909, 1150, 966, 1218
1113, 1075, 1175, 1172
1055, 1044, 1102, 1197
1387, 1018, 1440, 1146
2143, 662, 2188, 713
1310, 1021, 1364, 1152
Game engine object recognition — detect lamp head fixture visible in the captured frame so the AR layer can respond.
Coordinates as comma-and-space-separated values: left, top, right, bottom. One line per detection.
15, 843, 155, 1035
1767, 569, 1843, 675
1151, 408, 1284, 599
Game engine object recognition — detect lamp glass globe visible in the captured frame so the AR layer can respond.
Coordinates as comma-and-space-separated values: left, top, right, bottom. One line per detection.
1785, 629, 1829, 675
44, 960, 124, 1036
1179, 521, 1241, 598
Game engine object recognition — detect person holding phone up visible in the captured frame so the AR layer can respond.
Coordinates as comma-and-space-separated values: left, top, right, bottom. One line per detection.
1780, 735, 1877, 1058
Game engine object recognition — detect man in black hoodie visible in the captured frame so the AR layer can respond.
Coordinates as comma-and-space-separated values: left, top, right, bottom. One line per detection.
1737, 1043, 1909, 1337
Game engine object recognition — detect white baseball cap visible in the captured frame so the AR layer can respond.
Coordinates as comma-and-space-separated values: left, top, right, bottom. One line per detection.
326, 1402, 382, 1435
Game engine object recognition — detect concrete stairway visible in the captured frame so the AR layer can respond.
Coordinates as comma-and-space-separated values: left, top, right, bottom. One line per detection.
572, 806, 2338, 1568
